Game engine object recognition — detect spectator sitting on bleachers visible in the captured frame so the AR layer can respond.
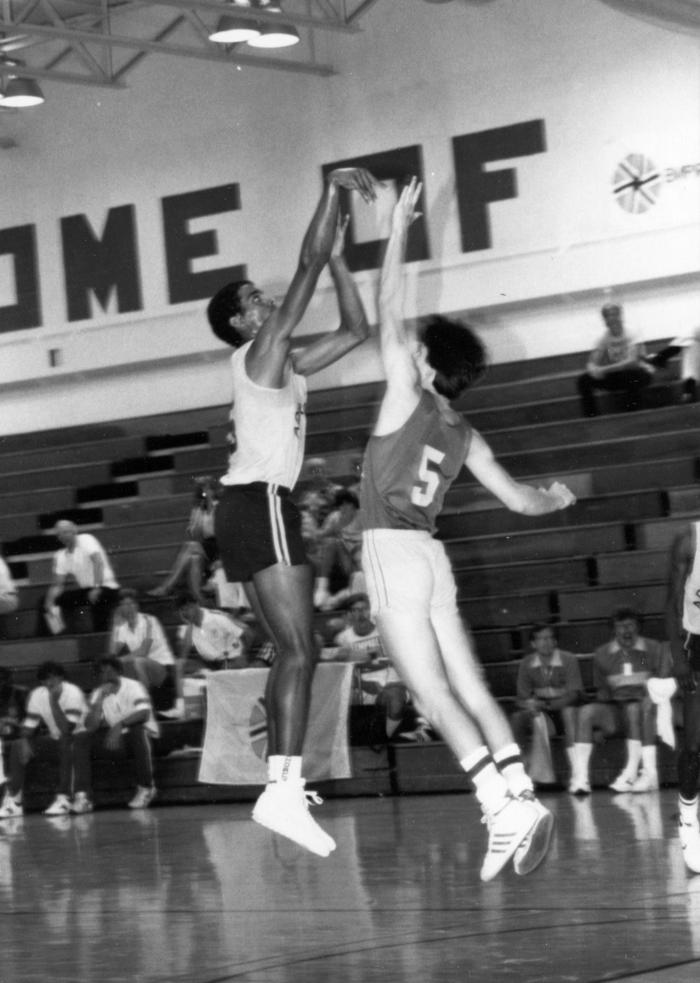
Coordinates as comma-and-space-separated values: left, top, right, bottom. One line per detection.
149, 476, 220, 602
510, 625, 584, 787
331, 593, 410, 741
44, 520, 120, 634
175, 592, 253, 676
73, 656, 159, 811
299, 457, 342, 526
298, 457, 342, 577
0, 547, 19, 617
0, 667, 26, 787
0, 660, 88, 820
570, 607, 672, 795
313, 489, 365, 610
577, 303, 656, 417
108, 589, 177, 713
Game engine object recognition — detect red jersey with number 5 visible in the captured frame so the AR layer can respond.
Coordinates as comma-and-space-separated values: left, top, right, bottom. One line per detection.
360, 390, 472, 533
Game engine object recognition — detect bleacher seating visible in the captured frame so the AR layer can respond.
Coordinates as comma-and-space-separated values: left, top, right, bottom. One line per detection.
0, 340, 697, 800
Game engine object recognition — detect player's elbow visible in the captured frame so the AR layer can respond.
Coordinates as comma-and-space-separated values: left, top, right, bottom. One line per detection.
349, 316, 370, 343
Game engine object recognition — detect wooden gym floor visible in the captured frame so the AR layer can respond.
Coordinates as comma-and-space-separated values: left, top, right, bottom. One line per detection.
1, 788, 699, 983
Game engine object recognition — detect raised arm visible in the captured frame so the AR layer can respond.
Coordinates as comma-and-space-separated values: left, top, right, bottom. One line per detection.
372, 178, 424, 435
292, 214, 370, 377
248, 168, 376, 382
465, 429, 576, 516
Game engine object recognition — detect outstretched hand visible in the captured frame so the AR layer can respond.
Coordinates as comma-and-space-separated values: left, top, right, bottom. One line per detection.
544, 481, 577, 510
391, 176, 422, 234
328, 167, 378, 204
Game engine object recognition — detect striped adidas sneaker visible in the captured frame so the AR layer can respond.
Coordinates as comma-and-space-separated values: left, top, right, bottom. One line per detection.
480, 796, 538, 882
513, 791, 555, 876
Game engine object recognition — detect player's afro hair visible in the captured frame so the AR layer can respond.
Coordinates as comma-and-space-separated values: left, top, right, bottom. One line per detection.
207, 280, 252, 348
421, 315, 488, 401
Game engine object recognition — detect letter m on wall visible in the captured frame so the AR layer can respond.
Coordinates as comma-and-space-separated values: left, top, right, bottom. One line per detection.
61, 205, 142, 321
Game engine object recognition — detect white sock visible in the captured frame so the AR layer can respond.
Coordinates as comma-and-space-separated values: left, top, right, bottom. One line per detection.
493, 742, 534, 797
641, 744, 657, 778
460, 747, 510, 814
574, 742, 592, 778
313, 578, 329, 602
623, 739, 643, 779
267, 755, 302, 784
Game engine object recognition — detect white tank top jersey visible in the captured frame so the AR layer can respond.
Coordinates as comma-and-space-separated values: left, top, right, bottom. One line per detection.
682, 521, 700, 635
220, 341, 308, 490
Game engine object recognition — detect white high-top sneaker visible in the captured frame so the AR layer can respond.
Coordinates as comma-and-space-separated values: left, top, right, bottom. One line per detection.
252, 779, 336, 857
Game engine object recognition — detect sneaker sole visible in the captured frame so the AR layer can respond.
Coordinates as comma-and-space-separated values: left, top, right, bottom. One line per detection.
252, 807, 335, 858
513, 811, 555, 876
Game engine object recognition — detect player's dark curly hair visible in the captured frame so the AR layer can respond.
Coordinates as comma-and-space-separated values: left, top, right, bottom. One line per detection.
420, 315, 488, 401
207, 280, 252, 348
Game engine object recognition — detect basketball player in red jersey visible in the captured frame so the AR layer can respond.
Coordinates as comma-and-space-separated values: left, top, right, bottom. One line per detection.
207, 167, 377, 857
360, 179, 576, 881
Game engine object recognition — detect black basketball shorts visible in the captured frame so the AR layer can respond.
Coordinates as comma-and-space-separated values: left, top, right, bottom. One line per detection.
214, 482, 308, 583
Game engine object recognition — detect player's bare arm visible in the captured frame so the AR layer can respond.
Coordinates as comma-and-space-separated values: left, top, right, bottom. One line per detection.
373, 177, 425, 436
247, 168, 377, 387
292, 213, 370, 377
465, 429, 576, 515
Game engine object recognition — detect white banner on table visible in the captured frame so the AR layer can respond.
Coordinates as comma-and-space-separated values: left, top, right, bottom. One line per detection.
198, 663, 354, 785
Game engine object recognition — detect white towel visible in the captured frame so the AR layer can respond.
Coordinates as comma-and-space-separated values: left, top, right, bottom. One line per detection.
646, 677, 678, 749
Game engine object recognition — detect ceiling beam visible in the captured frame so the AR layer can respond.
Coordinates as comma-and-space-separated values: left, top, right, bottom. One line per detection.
0, 15, 337, 77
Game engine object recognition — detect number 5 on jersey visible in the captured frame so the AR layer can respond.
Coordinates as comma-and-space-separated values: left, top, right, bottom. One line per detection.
411, 445, 446, 507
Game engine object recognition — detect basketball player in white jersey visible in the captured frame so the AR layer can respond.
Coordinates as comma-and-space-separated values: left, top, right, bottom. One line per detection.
207, 167, 377, 857
360, 179, 576, 881
667, 521, 700, 872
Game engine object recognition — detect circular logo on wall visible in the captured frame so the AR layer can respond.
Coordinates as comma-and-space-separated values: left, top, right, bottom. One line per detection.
613, 153, 662, 213
249, 697, 268, 760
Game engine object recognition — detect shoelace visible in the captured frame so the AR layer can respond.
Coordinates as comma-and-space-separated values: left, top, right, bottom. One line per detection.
304, 790, 324, 808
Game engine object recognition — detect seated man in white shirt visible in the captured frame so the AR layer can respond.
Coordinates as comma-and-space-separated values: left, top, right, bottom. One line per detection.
0, 661, 88, 819
44, 520, 120, 634
577, 303, 655, 417
109, 589, 177, 712
175, 592, 251, 672
332, 593, 410, 741
73, 657, 159, 810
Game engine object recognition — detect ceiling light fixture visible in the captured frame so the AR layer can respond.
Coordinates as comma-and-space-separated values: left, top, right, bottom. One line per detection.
0, 60, 44, 107
209, 0, 261, 43
246, 21, 299, 48
209, 15, 261, 44
210, 0, 300, 49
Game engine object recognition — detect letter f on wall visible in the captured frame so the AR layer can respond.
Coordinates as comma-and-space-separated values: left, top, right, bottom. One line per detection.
452, 119, 546, 253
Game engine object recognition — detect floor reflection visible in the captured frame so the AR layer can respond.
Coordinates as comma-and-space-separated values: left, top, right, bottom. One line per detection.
0, 790, 699, 982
